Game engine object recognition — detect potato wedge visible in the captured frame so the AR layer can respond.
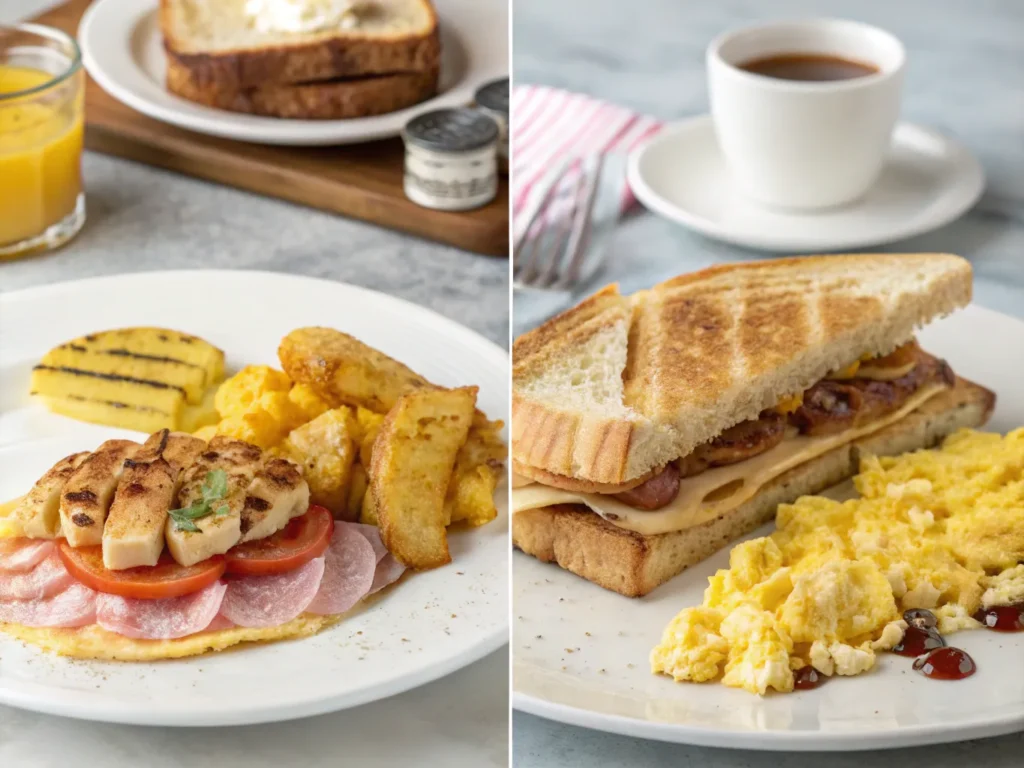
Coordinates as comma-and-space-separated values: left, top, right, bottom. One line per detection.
371, 386, 477, 569
347, 463, 368, 521
279, 328, 438, 414
444, 414, 507, 526
359, 485, 378, 526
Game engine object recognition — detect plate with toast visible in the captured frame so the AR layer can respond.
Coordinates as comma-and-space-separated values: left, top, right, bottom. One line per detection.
511, 254, 1024, 750
79, 0, 507, 145
0, 271, 509, 725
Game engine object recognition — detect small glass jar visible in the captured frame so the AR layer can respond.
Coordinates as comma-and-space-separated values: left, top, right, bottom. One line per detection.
0, 23, 86, 260
474, 78, 508, 175
402, 107, 499, 212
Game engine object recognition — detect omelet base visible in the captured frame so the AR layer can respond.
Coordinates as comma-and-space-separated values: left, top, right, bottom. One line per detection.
0, 613, 341, 661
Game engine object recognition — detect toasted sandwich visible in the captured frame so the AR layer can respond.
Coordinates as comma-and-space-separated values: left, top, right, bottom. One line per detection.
511, 254, 995, 597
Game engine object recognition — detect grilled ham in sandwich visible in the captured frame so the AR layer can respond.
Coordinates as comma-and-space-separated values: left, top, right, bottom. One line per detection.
511, 254, 996, 597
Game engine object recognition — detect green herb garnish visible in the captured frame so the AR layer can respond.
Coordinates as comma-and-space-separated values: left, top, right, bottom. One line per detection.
169, 469, 230, 533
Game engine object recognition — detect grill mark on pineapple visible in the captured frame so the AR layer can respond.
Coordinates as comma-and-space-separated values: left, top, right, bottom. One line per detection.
102, 348, 203, 369
42, 394, 170, 414
32, 365, 186, 394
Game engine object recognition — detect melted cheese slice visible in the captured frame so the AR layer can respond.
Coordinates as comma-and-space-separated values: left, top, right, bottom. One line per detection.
512, 383, 945, 536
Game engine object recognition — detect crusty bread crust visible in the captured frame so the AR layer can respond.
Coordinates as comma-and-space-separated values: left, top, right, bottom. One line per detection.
166, 55, 438, 119
160, 0, 441, 88
512, 254, 973, 486
512, 377, 995, 597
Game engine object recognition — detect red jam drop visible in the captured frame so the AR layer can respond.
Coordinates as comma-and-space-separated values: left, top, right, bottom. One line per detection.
892, 625, 946, 657
793, 665, 826, 690
913, 647, 976, 680
972, 602, 1024, 632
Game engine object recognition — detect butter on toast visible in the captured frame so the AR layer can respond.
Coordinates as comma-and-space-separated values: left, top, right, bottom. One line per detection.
160, 0, 440, 90
512, 254, 973, 487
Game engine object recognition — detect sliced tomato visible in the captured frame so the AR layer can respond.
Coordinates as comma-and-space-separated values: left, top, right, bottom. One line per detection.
57, 543, 225, 600
225, 505, 334, 576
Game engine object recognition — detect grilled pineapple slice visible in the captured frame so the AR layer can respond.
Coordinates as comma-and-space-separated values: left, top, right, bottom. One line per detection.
30, 327, 224, 434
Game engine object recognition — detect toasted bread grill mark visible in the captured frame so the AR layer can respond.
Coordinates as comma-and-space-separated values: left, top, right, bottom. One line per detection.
657, 291, 735, 413
740, 296, 809, 378
821, 294, 884, 341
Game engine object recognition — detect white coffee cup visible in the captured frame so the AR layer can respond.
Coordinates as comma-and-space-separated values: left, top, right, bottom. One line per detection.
707, 19, 905, 210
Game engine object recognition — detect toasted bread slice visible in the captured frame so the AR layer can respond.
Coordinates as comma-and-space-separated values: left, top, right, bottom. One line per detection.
166, 55, 438, 119
512, 376, 995, 597
512, 254, 973, 486
160, 0, 440, 89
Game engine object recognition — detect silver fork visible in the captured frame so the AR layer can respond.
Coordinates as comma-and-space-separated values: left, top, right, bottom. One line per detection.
513, 154, 606, 291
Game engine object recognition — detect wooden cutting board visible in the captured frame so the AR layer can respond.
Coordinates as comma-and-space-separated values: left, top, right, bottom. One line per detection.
34, 0, 508, 257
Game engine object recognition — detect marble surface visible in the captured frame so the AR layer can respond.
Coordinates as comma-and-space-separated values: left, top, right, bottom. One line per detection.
514, 0, 1023, 764
0, 2, 508, 767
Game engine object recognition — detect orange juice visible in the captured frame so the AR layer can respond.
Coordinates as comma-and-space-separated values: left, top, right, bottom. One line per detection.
0, 64, 84, 251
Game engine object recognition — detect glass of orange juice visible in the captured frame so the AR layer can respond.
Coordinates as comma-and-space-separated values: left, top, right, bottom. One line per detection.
0, 24, 85, 259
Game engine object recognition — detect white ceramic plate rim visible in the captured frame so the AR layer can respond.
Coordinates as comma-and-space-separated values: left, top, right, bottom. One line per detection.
627, 115, 985, 252
0, 270, 509, 726
513, 303, 1024, 751
513, 690, 1024, 752
78, 0, 508, 146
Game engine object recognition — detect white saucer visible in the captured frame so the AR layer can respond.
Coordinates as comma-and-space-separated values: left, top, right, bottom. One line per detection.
628, 115, 985, 252
78, 0, 507, 146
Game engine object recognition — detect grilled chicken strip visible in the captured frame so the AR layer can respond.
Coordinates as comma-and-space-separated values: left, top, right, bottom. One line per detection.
240, 457, 310, 543
59, 439, 140, 547
102, 430, 206, 570
165, 437, 262, 567
13, 452, 91, 538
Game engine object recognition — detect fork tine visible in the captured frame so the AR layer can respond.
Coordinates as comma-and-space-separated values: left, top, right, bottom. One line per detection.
513, 155, 573, 257
535, 164, 583, 289
514, 213, 547, 285
556, 154, 605, 290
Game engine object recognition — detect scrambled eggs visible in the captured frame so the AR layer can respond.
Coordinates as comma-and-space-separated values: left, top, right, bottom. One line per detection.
651, 428, 1024, 694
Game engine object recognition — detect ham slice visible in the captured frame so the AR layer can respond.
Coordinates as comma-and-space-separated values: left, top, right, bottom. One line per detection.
368, 555, 407, 596
220, 556, 325, 628
348, 523, 389, 563
346, 522, 407, 596
0, 539, 56, 572
0, 552, 74, 600
96, 581, 227, 640
202, 613, 235, 633
307, 524, 376, 615
0, 583, 97, 627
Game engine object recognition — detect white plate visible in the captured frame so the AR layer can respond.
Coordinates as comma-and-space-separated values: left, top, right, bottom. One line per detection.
628, 115, 985, 252
78, 0, 507, 146
0, 270, 509, 726
513, 303, 1024, 751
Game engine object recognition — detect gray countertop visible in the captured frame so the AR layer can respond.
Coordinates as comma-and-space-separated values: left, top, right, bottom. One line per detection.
0, 2, 508, 766
514, 0, 1023, 764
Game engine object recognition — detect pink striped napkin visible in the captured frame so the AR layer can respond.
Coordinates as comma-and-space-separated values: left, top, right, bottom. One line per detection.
512, 85, 663, 233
